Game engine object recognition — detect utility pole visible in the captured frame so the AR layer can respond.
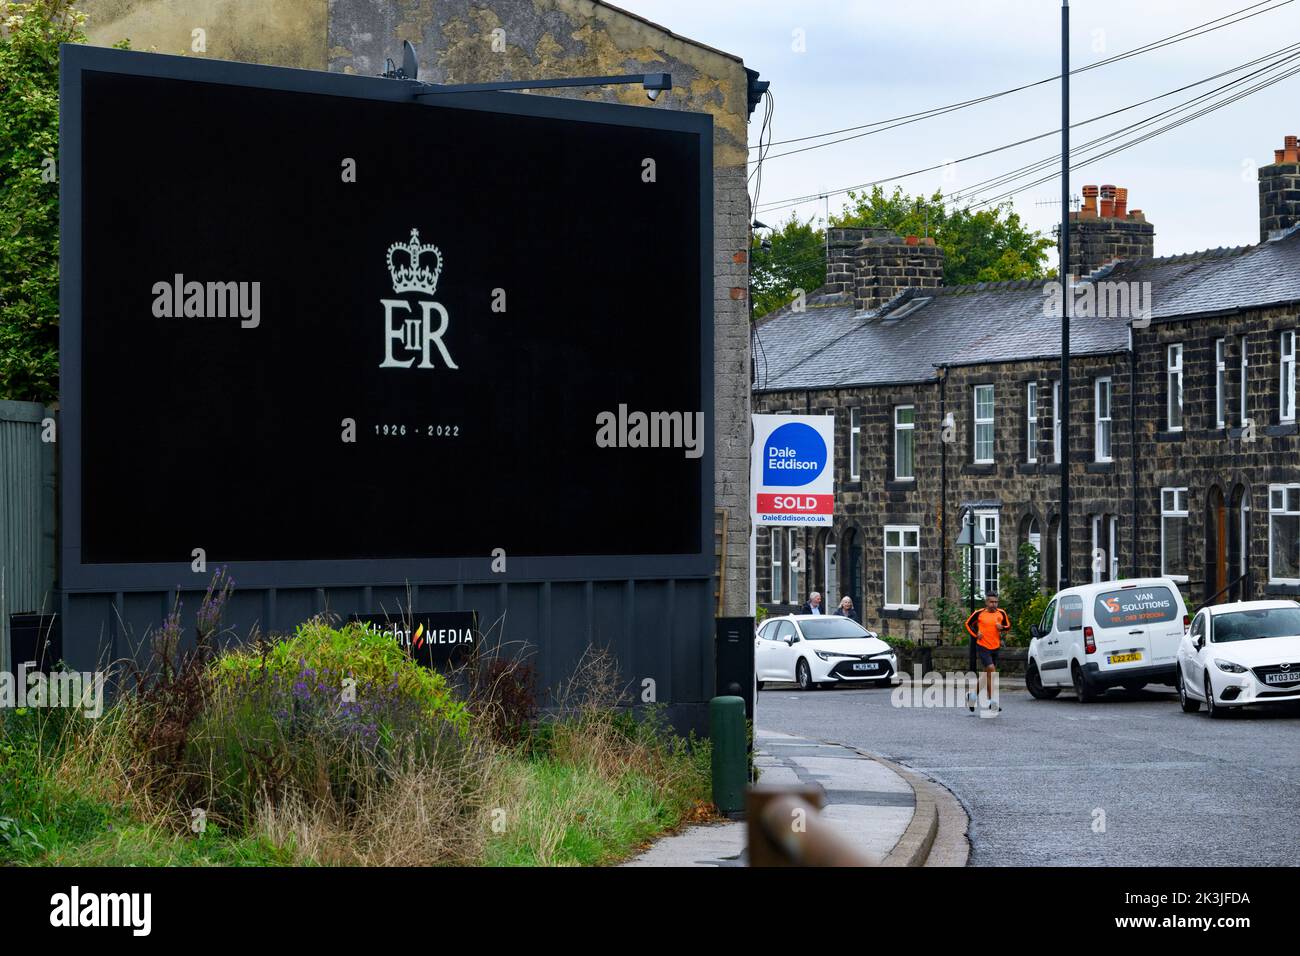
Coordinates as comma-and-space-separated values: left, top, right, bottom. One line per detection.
1059, 0, 1072, 589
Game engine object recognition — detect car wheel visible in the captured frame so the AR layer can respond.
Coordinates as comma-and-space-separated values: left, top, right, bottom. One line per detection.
1205, 674, 1227, 719
1177, 667, 1201, 713
1072, 662, 1099, 703
796, 659, 813, 692
1026, 661, 1061, 700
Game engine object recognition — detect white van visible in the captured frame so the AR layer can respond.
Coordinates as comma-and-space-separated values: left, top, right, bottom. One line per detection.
1026, 578, 1189, 702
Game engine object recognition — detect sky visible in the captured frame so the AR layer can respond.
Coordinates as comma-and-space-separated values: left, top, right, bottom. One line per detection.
614, 0, 1300, 259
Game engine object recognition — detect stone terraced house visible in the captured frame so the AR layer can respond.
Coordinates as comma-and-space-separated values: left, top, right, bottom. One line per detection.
753, 138, 1300, 641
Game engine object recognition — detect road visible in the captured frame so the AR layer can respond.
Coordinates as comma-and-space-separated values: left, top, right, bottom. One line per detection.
757, 680, 1300, 865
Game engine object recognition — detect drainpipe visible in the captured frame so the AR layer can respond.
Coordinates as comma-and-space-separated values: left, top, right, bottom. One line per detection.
1130, 328, 1139, 576
940, 380, 948, 602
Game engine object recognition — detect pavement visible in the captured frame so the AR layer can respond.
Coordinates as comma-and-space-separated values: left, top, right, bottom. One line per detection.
756, 677, 1300, 866
622, 725, 970, 867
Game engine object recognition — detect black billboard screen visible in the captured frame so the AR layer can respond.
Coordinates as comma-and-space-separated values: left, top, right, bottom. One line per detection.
74, 66, 705, 565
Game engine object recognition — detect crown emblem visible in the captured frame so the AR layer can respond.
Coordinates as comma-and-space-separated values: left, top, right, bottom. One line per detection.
387, 228, 443, 295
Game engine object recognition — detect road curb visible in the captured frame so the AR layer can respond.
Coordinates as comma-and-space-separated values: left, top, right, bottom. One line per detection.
828, 742, 970, 867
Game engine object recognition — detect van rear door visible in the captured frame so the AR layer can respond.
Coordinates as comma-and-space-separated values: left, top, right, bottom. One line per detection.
1091, 584, 1182, 678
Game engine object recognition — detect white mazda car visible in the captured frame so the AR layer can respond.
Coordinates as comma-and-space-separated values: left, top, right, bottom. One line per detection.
1176, 600, 1300, 717
755, 614, 897, 690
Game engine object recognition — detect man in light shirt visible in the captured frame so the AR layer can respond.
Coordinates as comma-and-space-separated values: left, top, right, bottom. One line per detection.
800, 591, 823, 615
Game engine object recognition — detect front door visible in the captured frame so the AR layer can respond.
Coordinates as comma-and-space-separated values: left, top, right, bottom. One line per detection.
824, 542, 838, 610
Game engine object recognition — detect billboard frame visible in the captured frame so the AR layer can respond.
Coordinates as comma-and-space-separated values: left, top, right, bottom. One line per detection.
58, 44, 714, 592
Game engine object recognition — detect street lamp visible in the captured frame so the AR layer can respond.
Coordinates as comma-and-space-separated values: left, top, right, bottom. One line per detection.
955, 509, 986, 673
1059, 0, 1073, 589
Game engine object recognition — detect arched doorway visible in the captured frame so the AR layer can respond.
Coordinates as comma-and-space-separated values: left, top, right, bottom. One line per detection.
1019, 514, 1042, 578
1205, 486, 1227, 604
823, 531, 839, 610
840, 527, 861, 615
1228, 484, 1250, 600
1045, 514, 1061, 590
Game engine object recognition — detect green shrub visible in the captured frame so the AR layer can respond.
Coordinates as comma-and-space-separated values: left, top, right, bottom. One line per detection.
212, 617, 468, 732
0, 0, 83, 403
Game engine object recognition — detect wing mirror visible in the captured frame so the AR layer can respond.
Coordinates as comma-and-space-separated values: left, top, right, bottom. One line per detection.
1029, 624, 1042, 640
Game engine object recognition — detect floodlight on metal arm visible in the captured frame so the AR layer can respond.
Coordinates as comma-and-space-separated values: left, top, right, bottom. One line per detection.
412, 71, 672, 102
380, 42, 670, 102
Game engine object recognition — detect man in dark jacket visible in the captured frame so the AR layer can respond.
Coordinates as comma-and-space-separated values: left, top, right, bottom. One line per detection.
799, 591, 823, 615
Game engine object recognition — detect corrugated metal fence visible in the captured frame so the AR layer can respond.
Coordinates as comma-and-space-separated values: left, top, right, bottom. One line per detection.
0, 400, 57, 673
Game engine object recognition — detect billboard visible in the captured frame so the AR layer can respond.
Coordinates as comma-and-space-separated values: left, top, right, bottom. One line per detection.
751, 414, 834, 526
59, 46, 713, 590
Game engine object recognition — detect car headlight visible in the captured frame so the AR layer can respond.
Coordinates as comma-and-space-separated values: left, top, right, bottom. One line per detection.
1213, 659, 1247, 674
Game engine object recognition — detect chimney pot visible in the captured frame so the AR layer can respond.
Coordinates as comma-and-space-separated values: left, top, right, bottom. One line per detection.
1259, 136, 1300, 240
1115, 187, 1128, 218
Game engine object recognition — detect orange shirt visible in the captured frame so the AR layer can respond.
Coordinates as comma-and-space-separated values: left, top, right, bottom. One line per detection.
965, 607, 1010, 650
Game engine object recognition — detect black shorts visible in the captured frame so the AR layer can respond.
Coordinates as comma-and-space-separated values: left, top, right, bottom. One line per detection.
977, 647, 1000, 668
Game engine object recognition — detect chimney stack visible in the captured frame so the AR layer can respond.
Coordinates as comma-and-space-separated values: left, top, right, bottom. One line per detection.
849, 233, 944, 312
1259, 135, 1300, 241
1067, 183, 1155, 278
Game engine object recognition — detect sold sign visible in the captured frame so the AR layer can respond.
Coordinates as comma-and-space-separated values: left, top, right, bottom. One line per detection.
751, 414, 835, 527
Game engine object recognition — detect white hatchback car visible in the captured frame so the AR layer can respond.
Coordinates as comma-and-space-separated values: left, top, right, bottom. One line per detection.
1027, 577, 1189, 701
1176, 600, 1300, 717
755, 615, 897, 691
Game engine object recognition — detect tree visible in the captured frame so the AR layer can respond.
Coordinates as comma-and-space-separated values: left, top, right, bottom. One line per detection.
832, 186, 1054, 287
0, 0, 85, 404
749, 214, 824, 319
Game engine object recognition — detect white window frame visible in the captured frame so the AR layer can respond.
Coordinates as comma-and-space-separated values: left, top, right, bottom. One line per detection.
1215, 338, 1226, 429
973, 385, 995, 464
771, 528, 784, 603
1094, 377, 1112, 462
1090, 514, 1119, 583
974, 510, 999, 597
883, 525, 921, 610
787, 529, 802, 603
1268, 484, 1300, 585
1240, 334, 1249, 426
1026, 382, 1038, 464
1160, 487, 1189, 583
849, 408, 862, 481
894, 405, 915, 480
1167, 344, 1184, 432
1052, 380, 1062, 463
1281, 330, 1296, 423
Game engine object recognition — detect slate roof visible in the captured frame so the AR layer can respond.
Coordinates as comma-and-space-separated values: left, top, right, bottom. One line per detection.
752, 228, 1300, 393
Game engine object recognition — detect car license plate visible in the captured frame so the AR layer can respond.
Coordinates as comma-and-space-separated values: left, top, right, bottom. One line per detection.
1265, 672, 1299, 685
1108, 652, 1142, 664
852, 662, 879, 672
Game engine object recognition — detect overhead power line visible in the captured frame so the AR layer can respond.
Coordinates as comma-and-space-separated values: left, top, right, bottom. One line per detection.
748, 0, 1293, 157
754, 40, 1300, 216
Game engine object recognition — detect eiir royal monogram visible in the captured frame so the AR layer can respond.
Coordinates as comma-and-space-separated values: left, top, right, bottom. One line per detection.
380, 228, 458, 370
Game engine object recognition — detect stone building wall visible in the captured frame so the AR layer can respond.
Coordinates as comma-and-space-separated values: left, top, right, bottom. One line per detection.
1133, 303, 1300, 604
753, 346, 1131, 640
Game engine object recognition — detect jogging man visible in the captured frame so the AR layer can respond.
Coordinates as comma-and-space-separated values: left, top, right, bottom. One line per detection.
964, 593, 1011, 712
